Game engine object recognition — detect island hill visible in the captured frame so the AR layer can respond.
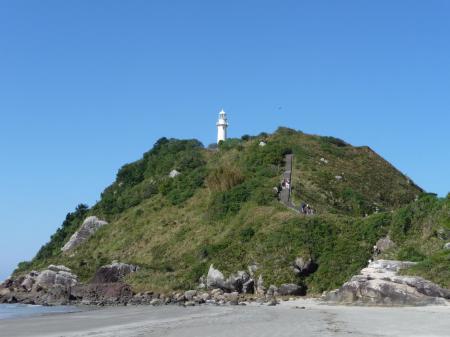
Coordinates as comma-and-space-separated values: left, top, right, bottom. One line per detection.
3, 127, 450, 306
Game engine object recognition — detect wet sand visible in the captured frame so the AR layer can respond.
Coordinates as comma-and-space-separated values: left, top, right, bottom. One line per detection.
0, 299, 449, 337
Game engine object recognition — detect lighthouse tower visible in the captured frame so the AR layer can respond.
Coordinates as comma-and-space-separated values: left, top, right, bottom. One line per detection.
216, 109, 228, 143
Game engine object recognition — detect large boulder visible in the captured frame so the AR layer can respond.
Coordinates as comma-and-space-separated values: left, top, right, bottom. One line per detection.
206, 265, 226, 289
278, 283, 306, 296
62, 216, 108, 252
292, 256, 318, 277
374, 236, 396, 253
224, 271, 251, 292
325, 260, 450, 306
36, 266, 77, 290
73, 283, 133, 305
91, 262, 139, 284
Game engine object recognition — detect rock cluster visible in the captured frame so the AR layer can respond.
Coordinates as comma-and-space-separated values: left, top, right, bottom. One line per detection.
91, 262, 139, 283
0, 262, 138, 306
0, 265, 78, 305
1, 262, 310, 307
325, 260, 450, 306
62, 216, 108, 253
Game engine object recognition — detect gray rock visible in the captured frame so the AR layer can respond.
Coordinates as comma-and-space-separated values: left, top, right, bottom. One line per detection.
91, 262, 139, 283
184, 301, 196, 307
62, 216, 108, 252
48, 265, 72, 273
206, 265, 225, 289
242, 279, 255, 294
266, 285, 278, 297
247, 263, 259, 276
292, 256, 317, 277
444, 243, 450, 250
256, 275, 265, 295
267, 298, 278, 306
375, 236, 396, 253
169, 170, 180, 178
325, 260, 449, 306
184, 290, 197, 301
278, 283, 305, 296
35, 270, 57, 289
20, 276, 35, 292
150, 298, 163, 306
224, 271, 250, 292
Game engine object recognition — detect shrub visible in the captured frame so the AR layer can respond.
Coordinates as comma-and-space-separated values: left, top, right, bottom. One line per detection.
209, 183, 251, 219
321, 136, 348, 147
240, 227, 255, 242
206, 166, 244, 193
397, 246, 426, 262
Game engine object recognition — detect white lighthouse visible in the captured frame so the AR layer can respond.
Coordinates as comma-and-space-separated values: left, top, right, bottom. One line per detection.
216, 109, 228, 143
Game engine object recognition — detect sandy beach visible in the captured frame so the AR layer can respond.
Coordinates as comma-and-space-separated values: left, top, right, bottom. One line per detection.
1, 299, 449, 337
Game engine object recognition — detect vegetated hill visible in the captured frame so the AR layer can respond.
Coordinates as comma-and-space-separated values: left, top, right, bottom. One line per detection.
16, 127, 449, 294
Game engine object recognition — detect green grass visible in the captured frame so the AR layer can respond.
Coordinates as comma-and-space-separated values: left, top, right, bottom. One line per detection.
15, 128, 449, 294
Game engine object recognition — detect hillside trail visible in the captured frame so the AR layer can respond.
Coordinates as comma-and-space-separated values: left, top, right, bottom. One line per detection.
279, 154, 315, 215
280, 154, 300, 213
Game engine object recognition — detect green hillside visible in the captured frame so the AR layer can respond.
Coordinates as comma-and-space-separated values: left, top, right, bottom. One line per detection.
15, 127, 450, 294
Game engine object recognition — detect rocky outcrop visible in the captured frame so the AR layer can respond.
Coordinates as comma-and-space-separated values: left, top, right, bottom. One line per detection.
278, 283, 306, 296
373, 236, 396, 256
72, 283, 134, 305
206, 265, 226, 289
325, 260, 450, 306
206, 265, 254, 293
62, 216, 108, 252
91, 262, 139, 283
292, 256, 318, 277
0, 265, 78, 305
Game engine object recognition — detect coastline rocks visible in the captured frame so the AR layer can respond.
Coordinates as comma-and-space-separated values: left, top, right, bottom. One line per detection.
206, 265, 255, 294
62, 216, 108, 253
206, 265, 225, 289
74, 283, 134, 305
278, 283, 306, 296
0, 265, 78, 305
325, 260, 450, 306
91, 262, 139, 283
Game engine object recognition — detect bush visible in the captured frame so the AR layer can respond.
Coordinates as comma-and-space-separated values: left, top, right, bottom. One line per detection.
218, 138, 243, 151
240, 227, 255, 242
397, 246, 426, 262
209, 183, 251, 219
206, 166, 244, 193
321, 136, 348, 147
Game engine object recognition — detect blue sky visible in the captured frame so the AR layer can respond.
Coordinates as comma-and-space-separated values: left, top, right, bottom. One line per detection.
0, 1, 449, 281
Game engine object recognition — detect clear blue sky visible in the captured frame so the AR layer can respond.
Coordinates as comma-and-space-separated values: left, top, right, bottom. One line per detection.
1, 1, 449, 281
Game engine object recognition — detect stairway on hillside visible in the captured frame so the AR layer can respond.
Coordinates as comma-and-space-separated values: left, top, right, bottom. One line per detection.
280, 154, 297, 211
279, 154, 315, 215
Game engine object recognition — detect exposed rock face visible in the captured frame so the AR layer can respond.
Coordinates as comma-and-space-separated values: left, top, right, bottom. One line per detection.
91, 262, 139, 284
256, 275, 265, 295
325, 260, 450, 306
292, 256, 318, 277
278, 283, 306, 296
62, 216, 108, 252
205, 265, 255, 293
206, 265, 226, 289
73, 283, 134, 305
0, 265, 78, 305
375, 236, 396, 253
169, 169, 180, 178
